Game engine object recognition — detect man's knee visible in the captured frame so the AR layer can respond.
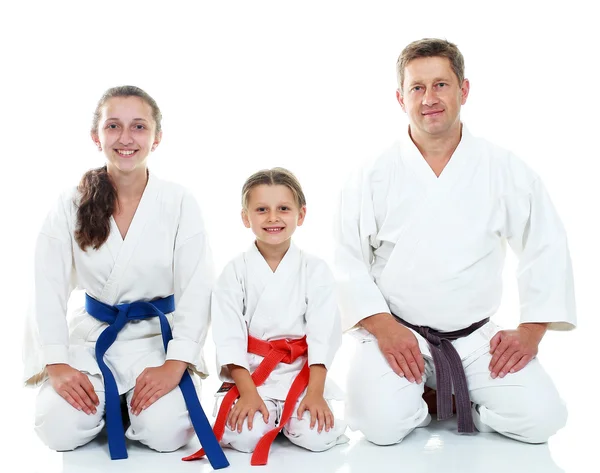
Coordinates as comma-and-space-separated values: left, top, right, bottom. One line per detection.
478, 388, 568, 444
352, 383, 428, 446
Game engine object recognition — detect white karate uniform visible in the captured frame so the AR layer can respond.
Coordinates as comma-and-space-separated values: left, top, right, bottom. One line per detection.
335, 126, 575, 445
212, 242, 347, 453
23, 173, 214, 452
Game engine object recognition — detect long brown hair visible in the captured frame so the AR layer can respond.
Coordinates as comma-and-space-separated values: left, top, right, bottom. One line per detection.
75, 86, 162, 251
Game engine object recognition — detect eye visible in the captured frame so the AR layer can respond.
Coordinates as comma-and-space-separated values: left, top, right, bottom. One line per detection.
134, 124, 146, 130
437, 82, 447, 88
412, 86, 422, 92
279, 206, 290, 211
256, 207, 267, 212
106, 123, 118, 129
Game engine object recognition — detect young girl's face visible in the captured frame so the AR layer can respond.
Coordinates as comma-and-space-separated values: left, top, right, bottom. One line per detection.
92, 96, 161, 174
242, 184, 306, 249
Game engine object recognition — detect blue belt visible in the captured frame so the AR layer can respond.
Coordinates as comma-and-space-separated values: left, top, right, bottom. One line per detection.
86, 294, 229, 469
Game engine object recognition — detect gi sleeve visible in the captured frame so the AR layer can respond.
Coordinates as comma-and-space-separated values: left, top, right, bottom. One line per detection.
32, 192, 76, 368
505, 176, 576, 330
334, 167, 390, 331
305, 260, 342, 369
211, 260, 250, 379
168, 191, 215, 372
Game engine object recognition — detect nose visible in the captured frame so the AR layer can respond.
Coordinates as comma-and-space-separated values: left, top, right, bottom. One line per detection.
118, 128, 134, 145
422, 87, 439, 107
267, 209, 278, 222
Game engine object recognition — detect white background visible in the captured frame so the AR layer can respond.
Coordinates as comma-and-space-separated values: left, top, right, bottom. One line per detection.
0, 1, 597, 471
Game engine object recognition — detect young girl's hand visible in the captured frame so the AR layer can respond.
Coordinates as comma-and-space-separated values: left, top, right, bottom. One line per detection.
297, 392, 334, 433
228, 391, 270, 433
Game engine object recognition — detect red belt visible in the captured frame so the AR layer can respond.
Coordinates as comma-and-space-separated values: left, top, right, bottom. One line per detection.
183, 335, 310, 466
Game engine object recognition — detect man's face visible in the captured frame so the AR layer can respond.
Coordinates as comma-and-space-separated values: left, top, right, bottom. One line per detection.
397, 56, 469, 139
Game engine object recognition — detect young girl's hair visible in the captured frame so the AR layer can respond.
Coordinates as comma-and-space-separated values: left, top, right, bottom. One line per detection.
75, 85, 162, 251
241, 167, 307, 209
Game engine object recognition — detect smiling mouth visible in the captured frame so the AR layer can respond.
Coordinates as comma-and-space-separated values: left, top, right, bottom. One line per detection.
115, 149, 138, 157
422, 110, 444, 116
264, 227, 284, 233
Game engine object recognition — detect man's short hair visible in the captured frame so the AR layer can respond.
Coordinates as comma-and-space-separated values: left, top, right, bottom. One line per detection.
397, 38, 465, 91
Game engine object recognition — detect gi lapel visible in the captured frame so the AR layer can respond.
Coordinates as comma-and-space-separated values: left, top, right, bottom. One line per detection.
98, 173, 160, 305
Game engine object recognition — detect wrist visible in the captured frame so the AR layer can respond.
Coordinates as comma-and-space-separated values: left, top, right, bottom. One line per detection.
360, 312, 395, 337
164, 359, 188, 375
518, 323, 548, 341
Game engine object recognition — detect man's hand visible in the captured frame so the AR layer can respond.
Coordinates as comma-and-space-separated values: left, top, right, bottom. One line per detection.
489, 323, 548, 378
130, 360, 188, 415
47, 363, 99, 415
361, 313, 424, 383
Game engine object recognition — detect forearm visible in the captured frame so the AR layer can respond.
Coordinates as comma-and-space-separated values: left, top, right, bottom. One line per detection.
307, 364, 327, 396
228, 364, 258, 397
359, 312, 396, 338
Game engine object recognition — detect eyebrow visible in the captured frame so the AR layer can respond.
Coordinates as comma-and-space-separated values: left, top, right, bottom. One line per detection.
253, 201, 295, 206
408, 77, 452, 86
104, 118, 150, 122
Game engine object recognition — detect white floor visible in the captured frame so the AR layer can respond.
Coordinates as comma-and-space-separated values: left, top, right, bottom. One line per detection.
8, 329, 593, 473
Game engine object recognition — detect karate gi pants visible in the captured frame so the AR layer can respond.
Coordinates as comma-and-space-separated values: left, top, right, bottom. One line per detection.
346, 325, 567, 445
34, 373, 195, 453
219, 396, 348, 453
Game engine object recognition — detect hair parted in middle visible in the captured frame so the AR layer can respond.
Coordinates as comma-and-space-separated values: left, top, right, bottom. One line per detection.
396, 38, 465, 91
241, 167, 307, 210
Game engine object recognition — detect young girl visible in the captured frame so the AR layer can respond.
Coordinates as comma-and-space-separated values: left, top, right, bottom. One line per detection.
184, 168, 347, 466
23, 86, 227, 468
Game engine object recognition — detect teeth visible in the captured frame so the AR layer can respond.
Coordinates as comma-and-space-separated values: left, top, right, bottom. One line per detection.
117, 150, 136, 155
265, 228, 282, 232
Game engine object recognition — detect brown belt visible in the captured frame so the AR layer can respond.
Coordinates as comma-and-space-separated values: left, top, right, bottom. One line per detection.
394, 316, 490, 433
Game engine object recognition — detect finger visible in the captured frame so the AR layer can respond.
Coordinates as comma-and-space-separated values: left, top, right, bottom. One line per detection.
237, 409, 249, 433
395, 354, 416, 383
325, 410, 333, 432
247, 409, 255, 431
403, 350, 423, 383
489, 332, 502, 354
141, 390, 164, 411
498, 351, 523, 378
130, 378, 147, 412
489, 339, 511, 373
490, 346, 517, 378
317, 409, 325, 433
131, 383, 153, 415
410, 345, 425, 376
135, 386, 159, 416
384, 354, 404, 378
509, 355, 533, 374
65, 386, 87, 413
80, 375, 100, 406
73, 384, 97, 414
297, 401, 306, 419
309, 408, 317, 429
61, 390, 83, 411
228, 406, 239, 430
260, 403, 270, 423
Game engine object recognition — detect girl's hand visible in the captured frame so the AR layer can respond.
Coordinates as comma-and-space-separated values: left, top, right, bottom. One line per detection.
227, 391, 270, 433
297, 392, 334, 433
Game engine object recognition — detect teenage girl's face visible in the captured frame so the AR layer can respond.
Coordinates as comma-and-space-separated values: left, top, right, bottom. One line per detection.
92, 96, 161, 174
242, 184, 306, 252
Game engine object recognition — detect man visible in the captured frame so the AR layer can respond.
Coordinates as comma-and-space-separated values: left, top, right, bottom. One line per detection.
335, 38, 575, 445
